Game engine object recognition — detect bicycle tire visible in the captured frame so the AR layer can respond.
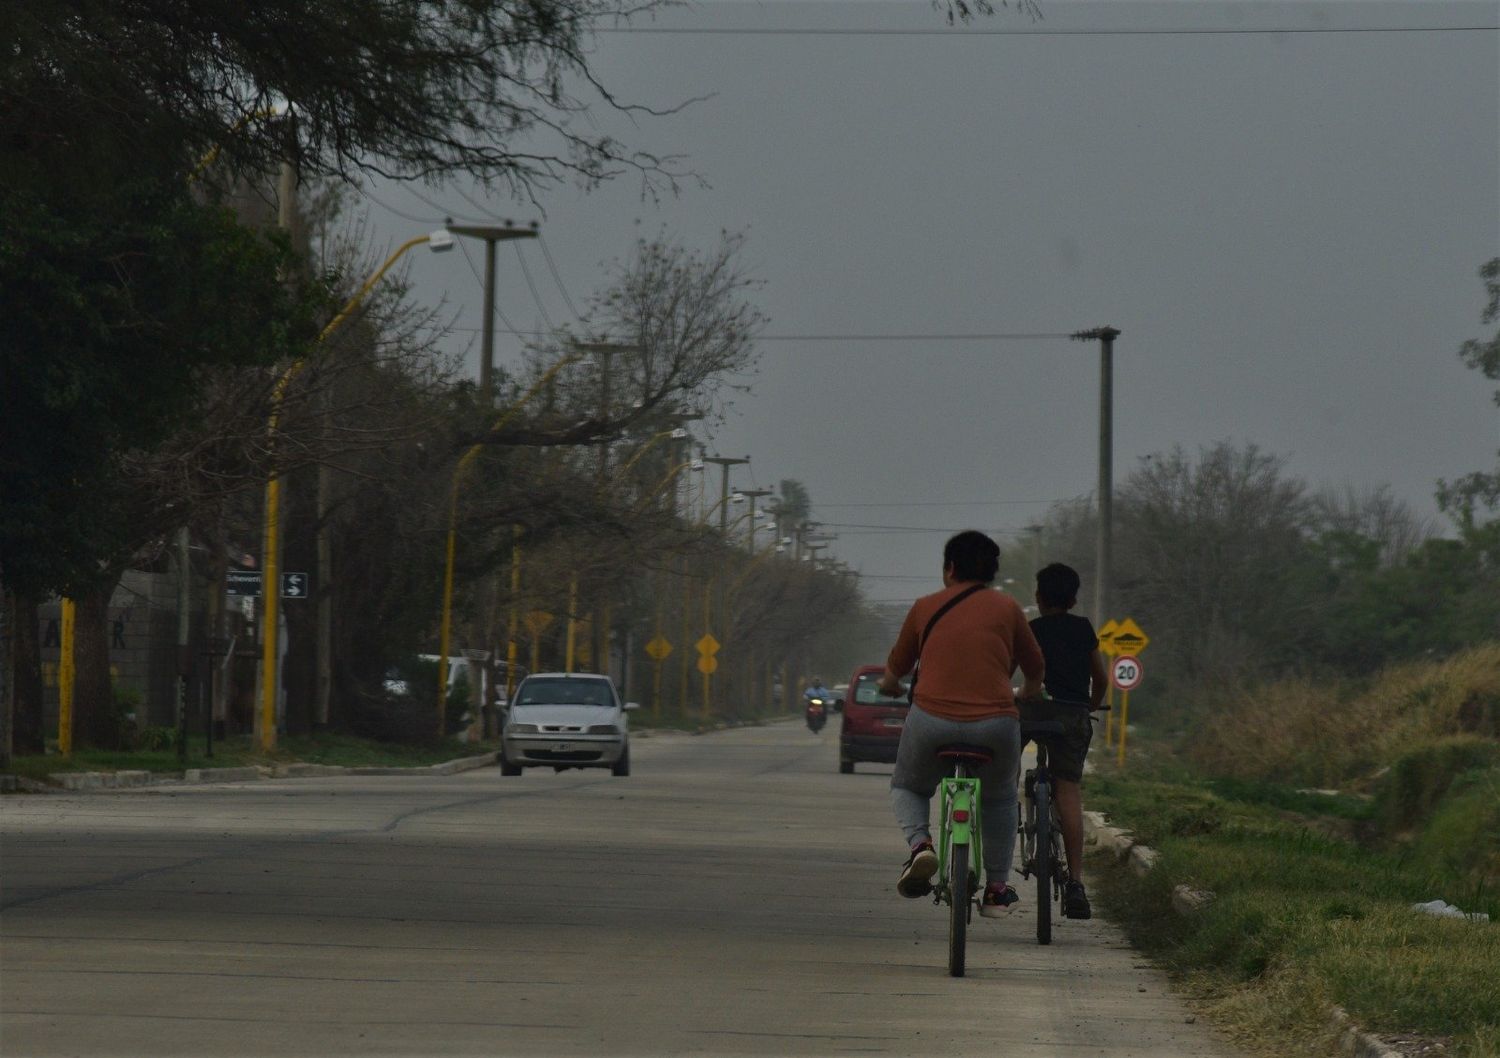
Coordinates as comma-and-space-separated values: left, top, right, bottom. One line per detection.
948, 841, 969, 977
1034, 780, 1052, 946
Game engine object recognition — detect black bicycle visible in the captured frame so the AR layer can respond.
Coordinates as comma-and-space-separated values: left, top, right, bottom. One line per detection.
1017, 700, 1106, 945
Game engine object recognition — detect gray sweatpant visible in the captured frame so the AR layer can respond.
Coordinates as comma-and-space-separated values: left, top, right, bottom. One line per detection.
890, 705, 1021, 885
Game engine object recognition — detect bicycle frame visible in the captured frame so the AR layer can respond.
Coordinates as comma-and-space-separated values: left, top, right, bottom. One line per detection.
936, 767, 982, 906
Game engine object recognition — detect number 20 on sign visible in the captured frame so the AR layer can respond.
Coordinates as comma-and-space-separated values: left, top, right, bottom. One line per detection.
1111, 655, 1143, 768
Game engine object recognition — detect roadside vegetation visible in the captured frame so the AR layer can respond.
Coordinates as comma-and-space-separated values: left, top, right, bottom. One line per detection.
1085, 643, 1500, 1057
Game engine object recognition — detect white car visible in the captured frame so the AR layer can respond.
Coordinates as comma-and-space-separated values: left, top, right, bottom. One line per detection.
500, 673, 637, 776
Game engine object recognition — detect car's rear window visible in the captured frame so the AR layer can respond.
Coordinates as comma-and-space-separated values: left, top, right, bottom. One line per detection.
853, 673, 908, 706
515, 678, 615, 707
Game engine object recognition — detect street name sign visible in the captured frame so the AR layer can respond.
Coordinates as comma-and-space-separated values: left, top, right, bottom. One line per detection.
226, 570, 263, 597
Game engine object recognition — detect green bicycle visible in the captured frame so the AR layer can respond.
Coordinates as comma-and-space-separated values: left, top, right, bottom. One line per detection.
933, 743, 991, 977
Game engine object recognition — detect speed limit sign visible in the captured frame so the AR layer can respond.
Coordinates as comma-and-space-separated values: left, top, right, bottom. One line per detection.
1111, 654, 1143, 692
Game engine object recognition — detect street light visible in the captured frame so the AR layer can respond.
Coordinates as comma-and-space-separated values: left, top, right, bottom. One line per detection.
258, 228, 455, 751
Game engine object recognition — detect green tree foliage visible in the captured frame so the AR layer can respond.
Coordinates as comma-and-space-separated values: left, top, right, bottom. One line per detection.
1012, 442, 1498, 711
2, 0, 677, 194
1436, 256, 1500, 530
0, 181, 316, 598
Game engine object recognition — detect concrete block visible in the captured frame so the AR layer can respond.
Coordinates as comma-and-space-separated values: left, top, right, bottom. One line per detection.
1128, 844, 1160, 876
52, 772, 104, 790
429, 753, 498, 776
1171, 885, 1214, 914
183, 767, 262, 784
274, 763, 349, 778
1329, 1006, 1406, 1058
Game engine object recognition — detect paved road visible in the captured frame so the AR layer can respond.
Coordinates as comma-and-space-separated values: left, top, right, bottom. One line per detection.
1, 721, 1240, 1057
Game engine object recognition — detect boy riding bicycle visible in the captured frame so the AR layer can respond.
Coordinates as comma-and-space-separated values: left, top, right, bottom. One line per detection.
1021, 562, 1108, 920
878, 531, 1045, 917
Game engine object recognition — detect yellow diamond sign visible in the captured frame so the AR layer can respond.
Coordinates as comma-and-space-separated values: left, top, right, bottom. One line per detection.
695, 634, 721, 657
1097, 618, 1121, 657
523, 610, 553, 637
1111, 617, 1150, 655
645, 635, 673, 662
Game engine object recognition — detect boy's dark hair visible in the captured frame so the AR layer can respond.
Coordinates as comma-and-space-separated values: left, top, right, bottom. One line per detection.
943, 530, 1000, 583
1036, 562, 1081, 609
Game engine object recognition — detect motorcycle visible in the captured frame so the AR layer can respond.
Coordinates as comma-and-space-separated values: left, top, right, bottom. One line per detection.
805, 697, 827, 733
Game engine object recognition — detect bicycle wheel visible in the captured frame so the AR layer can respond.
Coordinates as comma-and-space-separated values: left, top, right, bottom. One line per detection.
1034, 780, 1052, 946
948, 841, 969, 977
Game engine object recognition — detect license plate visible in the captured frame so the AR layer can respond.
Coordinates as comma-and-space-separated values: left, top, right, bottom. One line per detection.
882, 718, 904, 728
551, 742, 577, 752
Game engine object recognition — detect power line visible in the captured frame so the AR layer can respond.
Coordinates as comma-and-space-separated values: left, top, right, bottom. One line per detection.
818, 498, 1062, 508
513, 242, 558, 332
444, 325, 1075, 342
355, 185, 439, 225
537, 235, 586, 320
593, 24, 1497, 38
456, 240, 527, 343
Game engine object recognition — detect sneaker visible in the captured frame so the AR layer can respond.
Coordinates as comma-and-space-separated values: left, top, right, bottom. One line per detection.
1063, 880, 1092, 919
897, 840, 938, 898
980, 882, 1019, 918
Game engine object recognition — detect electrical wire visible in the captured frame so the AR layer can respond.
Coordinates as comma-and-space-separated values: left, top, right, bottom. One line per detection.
592, 24, 1497, 37
538, 235, 585, 320
456, 240, 527, 342
355, 185, 440, 224
444, 325, 1076, 342
817, 498, 1062, 508
513, 242, 558, 332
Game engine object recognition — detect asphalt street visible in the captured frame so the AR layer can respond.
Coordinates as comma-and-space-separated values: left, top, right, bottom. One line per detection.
1, 721, 1242, 1057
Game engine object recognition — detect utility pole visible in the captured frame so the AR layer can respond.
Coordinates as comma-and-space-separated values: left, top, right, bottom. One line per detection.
448, 223, 539, 405
738, 489, 773, 552
174, 527, 191, 765
1071, 326, 1121, 627
704, 456, 750, 537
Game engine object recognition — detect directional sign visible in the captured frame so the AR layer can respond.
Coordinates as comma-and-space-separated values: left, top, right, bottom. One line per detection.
645, 635, 673, 662
226, 570, 263, 597
524, 611, 553, 637
695, 633, 721, 657
1111, 617, 1150, 655
696, 655, 719, 675
1111, 654, 1143, 692
1096, 618, 1121, 657
280, 572, 310, 599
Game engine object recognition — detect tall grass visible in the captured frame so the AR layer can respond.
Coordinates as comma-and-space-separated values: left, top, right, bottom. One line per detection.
1191, 643, 1500, 787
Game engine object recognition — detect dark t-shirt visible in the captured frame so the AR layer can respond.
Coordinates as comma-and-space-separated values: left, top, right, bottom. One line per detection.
1029, 612, 1098, 705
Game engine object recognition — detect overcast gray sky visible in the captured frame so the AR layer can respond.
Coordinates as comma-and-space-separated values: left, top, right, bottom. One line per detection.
358, 0, 1499, 600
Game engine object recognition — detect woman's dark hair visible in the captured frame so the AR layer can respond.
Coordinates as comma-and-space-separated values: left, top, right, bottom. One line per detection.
1035, 562, 1082, 609
943, 530, 1000, 583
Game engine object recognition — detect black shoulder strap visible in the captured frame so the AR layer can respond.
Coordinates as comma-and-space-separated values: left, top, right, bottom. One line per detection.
907, 584, 986, 704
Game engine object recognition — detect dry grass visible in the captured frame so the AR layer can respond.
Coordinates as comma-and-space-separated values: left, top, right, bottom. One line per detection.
1191, 644, 1500, 787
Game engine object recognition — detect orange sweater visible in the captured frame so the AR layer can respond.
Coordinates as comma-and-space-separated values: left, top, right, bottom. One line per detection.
887, 582, 1044, 722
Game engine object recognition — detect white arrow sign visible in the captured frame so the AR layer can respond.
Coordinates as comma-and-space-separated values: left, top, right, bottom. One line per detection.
280, 572, 310, 599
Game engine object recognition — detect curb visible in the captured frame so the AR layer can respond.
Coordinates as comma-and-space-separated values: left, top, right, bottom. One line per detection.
1083, 810, 1410, 1058
17, 751, 499, 793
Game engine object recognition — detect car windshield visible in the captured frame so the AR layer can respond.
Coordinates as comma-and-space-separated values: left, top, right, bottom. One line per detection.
515, 678, 615, 707
854, 673, 908, 706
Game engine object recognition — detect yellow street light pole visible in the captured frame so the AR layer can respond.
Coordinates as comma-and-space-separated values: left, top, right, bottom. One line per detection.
259, 230, 454, 751
436, 352, 583, 728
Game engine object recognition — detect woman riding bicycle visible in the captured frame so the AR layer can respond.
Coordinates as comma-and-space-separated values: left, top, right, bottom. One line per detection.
878, 530, 1045, 917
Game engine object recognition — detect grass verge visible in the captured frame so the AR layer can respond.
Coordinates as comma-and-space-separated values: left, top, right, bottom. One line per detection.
5, 733, 498, 783
1088, 769, 1499, 1058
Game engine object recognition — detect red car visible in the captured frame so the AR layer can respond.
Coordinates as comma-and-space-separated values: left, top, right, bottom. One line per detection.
838, 664, 910, 774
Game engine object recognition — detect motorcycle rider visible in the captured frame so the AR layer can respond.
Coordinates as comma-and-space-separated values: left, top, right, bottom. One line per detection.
803, 677, 832, 704
804, 677, 832, 730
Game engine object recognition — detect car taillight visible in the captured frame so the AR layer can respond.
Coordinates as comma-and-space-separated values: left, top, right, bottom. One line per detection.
952, 809, 969, 823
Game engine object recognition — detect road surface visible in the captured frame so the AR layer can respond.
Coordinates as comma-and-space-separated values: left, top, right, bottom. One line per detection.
1, 721, 1240, 1057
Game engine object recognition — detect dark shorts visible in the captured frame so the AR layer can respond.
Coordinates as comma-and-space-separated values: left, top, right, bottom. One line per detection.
1019, 699, 1094, 783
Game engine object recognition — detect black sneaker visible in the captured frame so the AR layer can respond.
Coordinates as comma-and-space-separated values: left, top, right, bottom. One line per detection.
1064, 880, 1092, 919
897, 840, 938, 898
980, 882, 1019, 918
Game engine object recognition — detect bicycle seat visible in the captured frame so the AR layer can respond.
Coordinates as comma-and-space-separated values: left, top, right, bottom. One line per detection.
937, 743, 993, 766
1019, 720, 1065, 738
